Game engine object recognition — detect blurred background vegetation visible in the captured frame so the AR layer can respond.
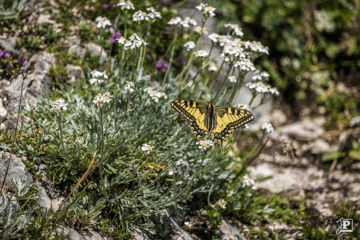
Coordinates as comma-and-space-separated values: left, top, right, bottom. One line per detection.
211, 0, 360, 129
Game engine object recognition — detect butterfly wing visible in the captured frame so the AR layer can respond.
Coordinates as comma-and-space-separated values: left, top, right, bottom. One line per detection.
171, 100, 209, 138
211, 106, 255, 143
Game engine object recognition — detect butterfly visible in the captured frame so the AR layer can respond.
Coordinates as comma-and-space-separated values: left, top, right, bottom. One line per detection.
171, 99, 255, 146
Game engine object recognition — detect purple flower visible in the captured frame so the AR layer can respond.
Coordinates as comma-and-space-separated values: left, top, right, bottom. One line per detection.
156, 60, 163, 68
4, 52, 10, 58
23, 61, 28, 66
112, 4, 117, 8
163, 62, 169, 69
0, 51, 3, 57
162, 68, 167, 73
183, 60, 186, 66
109, 29, 122, 44
13, 52, 19, 56
24, 56, 28, 60
103, 4, 109, 8
6, 64, 11, 69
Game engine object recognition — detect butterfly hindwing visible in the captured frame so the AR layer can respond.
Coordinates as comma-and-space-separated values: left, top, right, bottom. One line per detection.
211, 106, 254, 143
171, 100, 209, 138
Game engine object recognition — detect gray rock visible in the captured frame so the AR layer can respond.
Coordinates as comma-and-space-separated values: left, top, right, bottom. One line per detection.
66, 64, 84, 82
57, 226, 85, 240
1, 114, 33, 133
3, 52, 54, 112
0, 151, 33, 186
85, 43, 107, 62
67, 36, 81, 46
218, 220, 246, 240
68, 45, 86, 58
36, 184, 52, 211
0, 37, 18, 52
279, 117, 324, 140
309, 139, 331, 154
0, 98, 7, 123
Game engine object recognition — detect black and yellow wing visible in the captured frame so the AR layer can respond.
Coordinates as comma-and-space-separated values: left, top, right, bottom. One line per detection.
171, 99, 209, 138
211, 106, 254, 144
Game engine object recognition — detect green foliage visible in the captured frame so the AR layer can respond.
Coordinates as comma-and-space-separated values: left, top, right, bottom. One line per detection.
0, 0, 27, 20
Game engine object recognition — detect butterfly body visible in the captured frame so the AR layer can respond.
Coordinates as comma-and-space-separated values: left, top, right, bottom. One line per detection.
171, 99, 255, 145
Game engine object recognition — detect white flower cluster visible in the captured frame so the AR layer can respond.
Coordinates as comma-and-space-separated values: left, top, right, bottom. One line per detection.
246, 81, 279, 95
168, 158, 195, 178
193, 26, 208, 35
117, 0, 135, 10
261, 123, 274, 134
234, 103, 251, 112
123, 81, 134, 94
194, 50, 209, 58
234, 59, 256, 71
95, 17, 112, 29
224, 23, 244, 37
132, 7, 161, 22
53, 99, 68, 111
144, 87, 167, 103
183, 41, 196, 51
184, 222, 193, 229
228, 76, 237, 83
90, 70, 108, 85
196, 3, 216, 17
196, 140, 214, 151
243, 175, 257, 190
118, 34, 148, 50
208, 63, 218, 72
216, 199, 227, 209
167, 16, 197, 28
208, 33, 219, 43
141, 143, 154, 153
93, 92, 112, 109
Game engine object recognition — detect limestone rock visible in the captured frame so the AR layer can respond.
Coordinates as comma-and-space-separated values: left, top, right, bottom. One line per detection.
0, 98, 7, 123
309, 139, 331, 154
85, 43, 107, 62
2, 114, 33, 133
57, 226, 85, 240
67, 36, 81, 46
280, 117, 324, 140
0, 37, 18, 52
218, 220, 246, 240
66, 65, 84, 82
68, 45, 86, 58
0, 151, 33, 186
3, 52, 54, 112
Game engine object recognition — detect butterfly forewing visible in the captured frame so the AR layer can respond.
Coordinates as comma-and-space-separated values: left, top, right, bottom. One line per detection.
171, 100, 209, 138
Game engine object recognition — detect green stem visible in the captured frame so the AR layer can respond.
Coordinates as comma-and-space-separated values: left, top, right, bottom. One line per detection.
162, 31, 178, 88
213, 62, 233, 101
58, 112, 68, 162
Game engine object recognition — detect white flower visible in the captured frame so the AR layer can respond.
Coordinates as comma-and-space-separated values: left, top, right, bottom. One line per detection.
146, 7, 162, 19
208, 33, 219, 43
117, 0, 134, 10
234, 103, 251, 112
132, 11, 148, 21
118, 36, 126, 44
53, 99, 68, 111
103, 92, 112, 103
262, 123, 274, 134
141, 144, 154, 153
183, 41, 196, 51
95, 17, 112, 29
216, 199, 226, 209
193, 26, 208, 35
181, 17, 197, 28
144, 87, 166, 102
123, 40, 132, 50
89, 78, 102, 85
252, 70, 262, 81
228, 75, 236, 83
268, 86, 280, 96
225, 23, 243, 37
208, 64, 218, 72
91, 70, 108, 79
243, 174, 257, 190
93, 93, 105, 108
234, 59, 256, 71
196, 140, 214, 151
168, 17, 182, 25
0, 123, 5, 131
261, 71, 270, 79
194, 50, 209, 58
129, 33, 141, 41
168, 168, 174, 175
196, 3, 216, 17
184, 222, 193, 229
